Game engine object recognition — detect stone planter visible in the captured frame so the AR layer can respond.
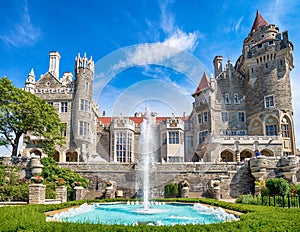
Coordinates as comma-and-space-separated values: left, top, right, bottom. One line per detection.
181, 187, 189, 198
73, 186, 86, 200
30, 157, 44, 176
105, 187, 115, 198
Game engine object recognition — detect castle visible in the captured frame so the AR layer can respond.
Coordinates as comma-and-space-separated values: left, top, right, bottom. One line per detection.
21, 11, 296, 165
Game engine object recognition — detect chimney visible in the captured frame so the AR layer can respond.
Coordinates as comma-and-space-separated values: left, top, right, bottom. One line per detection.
49, 51, 61, 78
213, 56, 223, 77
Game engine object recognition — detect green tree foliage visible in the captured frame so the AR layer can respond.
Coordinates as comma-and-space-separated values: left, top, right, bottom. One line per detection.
164, 183, 179, 198
40, 157, 89, 200
265, 178, 290, 196
0, 77, 65, 156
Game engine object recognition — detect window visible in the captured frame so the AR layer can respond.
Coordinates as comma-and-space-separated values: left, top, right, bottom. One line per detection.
266, 124, 277, 136
238, 112, 245, 122
60, 102, 68, 112
203, 111, 208, 122
269, 41, 274, 45
48, 102, 53, 106
169, 157, 180, 162
265, 95, 274, 108
80, 99, 90, 112
85, 81, 89, 91
79, 121, 90, 136
225, 93, 230, 104
282, 124, 289, 137
234, 93, 239, 104
221, 112, 228, 122
198, 131, 208, 144
198, 113, 202, 124
169, 131, 179, 144
257, 44, 262, 49
115, 131, 133, 163
62, 123, 67, 137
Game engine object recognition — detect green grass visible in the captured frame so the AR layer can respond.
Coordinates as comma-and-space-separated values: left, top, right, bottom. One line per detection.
0, 198, 300, 231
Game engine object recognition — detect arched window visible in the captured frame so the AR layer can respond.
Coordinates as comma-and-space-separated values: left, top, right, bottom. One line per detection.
30, 149, 42, 158
265, 116, 278, 136
53, 150, 60, 162
220, 150, 234, 162
66, 150, 78, 162
240, 150, 253, 161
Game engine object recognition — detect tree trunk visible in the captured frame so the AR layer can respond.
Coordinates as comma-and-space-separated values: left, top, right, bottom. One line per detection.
11, 133, 22, 156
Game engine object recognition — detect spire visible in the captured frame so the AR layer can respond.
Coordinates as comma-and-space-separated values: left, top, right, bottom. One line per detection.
251, 10, 269, 32
29, 68, 35, 76
193, 72, 210, 95
25, 68, 36, 89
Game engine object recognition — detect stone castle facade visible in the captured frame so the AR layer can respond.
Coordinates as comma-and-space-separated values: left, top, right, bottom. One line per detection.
21, 11, 296, 165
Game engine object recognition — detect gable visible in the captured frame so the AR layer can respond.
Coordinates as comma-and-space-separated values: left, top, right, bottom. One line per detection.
35, 72, 62, 89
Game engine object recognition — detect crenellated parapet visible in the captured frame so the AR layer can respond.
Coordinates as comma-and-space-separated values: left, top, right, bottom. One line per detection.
75, 53, 94, 74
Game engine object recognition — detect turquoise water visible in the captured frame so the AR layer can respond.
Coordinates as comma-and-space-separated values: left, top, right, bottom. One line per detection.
52, 203, 238, 226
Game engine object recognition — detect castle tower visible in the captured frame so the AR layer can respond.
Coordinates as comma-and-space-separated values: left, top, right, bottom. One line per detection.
72, 53, 97, 161
236, 11, 295, 155
48, 51, 61, 78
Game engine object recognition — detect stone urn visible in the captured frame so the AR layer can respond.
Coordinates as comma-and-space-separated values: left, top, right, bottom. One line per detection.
104, 181, 115, 198
30, 157, 44, 176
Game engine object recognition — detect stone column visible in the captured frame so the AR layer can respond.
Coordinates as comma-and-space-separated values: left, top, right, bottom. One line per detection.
29, 184, 46, 204
181, 187, 189, 198
73, 186, 86, 201
213, 187, 221, 200
55, 186, 67, 203
249, 156, 268, 195
105, 187, 115, 198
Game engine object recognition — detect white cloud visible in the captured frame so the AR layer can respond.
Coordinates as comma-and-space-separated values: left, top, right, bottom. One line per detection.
0, 0, 42, 47
235, 17, 243, 31
112, 29, 198, 71
159, 0, 175, 35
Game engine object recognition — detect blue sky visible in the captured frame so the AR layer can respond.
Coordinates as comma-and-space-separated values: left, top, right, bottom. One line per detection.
0, 0, 300, 151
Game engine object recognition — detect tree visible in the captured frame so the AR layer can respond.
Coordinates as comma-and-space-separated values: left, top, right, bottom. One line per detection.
0, 77, 65, 156
265, 178, 290, 196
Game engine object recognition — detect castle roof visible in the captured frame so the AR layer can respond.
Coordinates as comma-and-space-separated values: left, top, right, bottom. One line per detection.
193, 72, 210, 96
251, 10, 269, 32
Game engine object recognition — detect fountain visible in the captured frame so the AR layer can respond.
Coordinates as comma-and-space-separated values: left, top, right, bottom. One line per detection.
137, 108, 157, 211
49, 109, 239, 225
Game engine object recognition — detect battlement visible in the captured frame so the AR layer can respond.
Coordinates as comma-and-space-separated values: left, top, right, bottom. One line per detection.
75, 53, 94, 73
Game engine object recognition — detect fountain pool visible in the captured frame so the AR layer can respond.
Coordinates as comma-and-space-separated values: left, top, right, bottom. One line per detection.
50, 202, 238, 226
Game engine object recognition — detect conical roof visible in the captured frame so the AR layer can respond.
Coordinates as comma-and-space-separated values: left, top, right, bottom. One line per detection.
251, 10, 269, 32
193, 72, 210, 95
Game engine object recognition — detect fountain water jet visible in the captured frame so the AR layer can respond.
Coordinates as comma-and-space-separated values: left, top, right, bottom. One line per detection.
138, 108, 157, 211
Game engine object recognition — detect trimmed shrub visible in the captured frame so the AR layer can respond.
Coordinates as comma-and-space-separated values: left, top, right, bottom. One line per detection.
266, 178, 290, 196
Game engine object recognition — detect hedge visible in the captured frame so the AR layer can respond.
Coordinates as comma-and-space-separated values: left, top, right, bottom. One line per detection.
0, 198, 300, 231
